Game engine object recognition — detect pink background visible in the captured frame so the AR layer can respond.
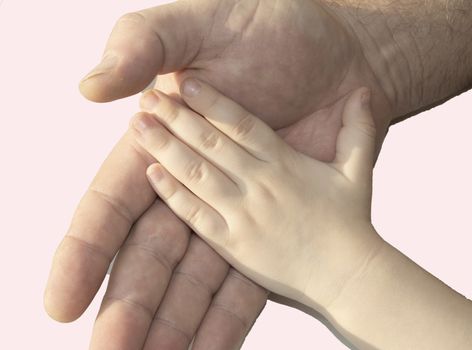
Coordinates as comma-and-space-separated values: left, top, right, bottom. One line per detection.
0, 0, 470, 349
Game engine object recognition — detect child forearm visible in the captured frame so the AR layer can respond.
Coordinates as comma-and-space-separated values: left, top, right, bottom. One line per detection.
305, 226, 472, 350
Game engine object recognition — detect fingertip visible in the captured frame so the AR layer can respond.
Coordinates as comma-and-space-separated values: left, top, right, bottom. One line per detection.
78, 77, 121, 103
139, 89, 160, 112
43, 238, 111, 325
360, 88, 371, 109
43, 287, 81, 323
146, 163, 164, 181
147, 164, 172, 195
43, 266, 88, 323
334, 87, 377, 183
146, 163, 177, 201
78, 63, 157, 103
78, 79, 107, 103
358, 88, 376, 138
180, 78, 203, 98
343, 87, 375, 132
345, 87, 370, 112
179, 78, 218, 118
128, 113, 139, 129
78, 56, 120, 102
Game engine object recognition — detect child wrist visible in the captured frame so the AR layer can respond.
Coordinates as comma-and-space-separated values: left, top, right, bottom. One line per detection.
301, 224, 386, 316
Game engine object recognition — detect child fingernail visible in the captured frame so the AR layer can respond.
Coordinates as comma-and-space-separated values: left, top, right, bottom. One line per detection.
133, 114, 157, 134
148, 165, 164, 183
140, 90, 160, 111
182, 79, 201, 97
361, 89, 371, 107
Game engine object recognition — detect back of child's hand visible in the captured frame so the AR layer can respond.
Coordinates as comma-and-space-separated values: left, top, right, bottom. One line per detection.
132, 79, 384, 313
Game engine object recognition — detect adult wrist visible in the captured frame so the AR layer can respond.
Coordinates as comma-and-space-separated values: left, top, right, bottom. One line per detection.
325, 0, 472, 122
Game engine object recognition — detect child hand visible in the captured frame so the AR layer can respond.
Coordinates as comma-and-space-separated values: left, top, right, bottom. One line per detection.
132, 79, 384, 313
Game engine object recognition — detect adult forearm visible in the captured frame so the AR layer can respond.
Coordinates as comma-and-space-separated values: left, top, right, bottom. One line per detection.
327, 0, 472, 120
318, 231, 472, 350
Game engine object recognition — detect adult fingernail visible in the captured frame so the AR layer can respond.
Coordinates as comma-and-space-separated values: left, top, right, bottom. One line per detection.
361, 89, 371, 108
81, 54, 117, 82
182, 79, 201, 97
140, 90, 160, 111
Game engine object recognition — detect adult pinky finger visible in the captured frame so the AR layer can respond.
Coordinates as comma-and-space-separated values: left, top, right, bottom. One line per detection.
146, 164, 229, 247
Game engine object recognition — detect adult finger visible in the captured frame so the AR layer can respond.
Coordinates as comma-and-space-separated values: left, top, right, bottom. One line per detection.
44, 128, 157, 322
143, 235, 228, 350
192, 269, 268, 350
79, 1, 209, 102
89, 200, 190, 350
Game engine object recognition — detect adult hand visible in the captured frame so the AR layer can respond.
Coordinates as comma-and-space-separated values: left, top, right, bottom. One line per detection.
45, 0, 399, 349
79, 0, 396, 157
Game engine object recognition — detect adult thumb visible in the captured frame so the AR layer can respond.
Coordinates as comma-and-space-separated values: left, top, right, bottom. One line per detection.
79, 1, 206, 102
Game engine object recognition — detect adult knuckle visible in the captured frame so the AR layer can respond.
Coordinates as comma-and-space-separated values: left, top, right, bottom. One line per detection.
212, 304, 249, 330
173, 270, 213, 296
127, 208, 189, 267
63, 235, 113, 263
123, 243, 174, 274
88, 187, 134, 224
153, 317, 192, 342
102, 295, 155, 320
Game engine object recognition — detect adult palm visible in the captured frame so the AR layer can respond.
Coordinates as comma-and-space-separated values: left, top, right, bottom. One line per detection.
45, 0, 393, 349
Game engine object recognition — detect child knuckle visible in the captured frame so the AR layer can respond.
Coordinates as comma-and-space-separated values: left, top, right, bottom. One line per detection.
185, 161, 206, 183
200, 132, 222, 151
153, 132, 170, 150
161, 104, 180, 124
185, 206, 202, 226
233, 113, 256, 139
203, 92, 220, 113
356, 118, 377, 138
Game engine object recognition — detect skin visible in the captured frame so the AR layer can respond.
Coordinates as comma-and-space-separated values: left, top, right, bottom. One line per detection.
136, 81, 472, 350
45, 0, 472, 348
135, 81, 472, 349
133, 81, 381, 309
